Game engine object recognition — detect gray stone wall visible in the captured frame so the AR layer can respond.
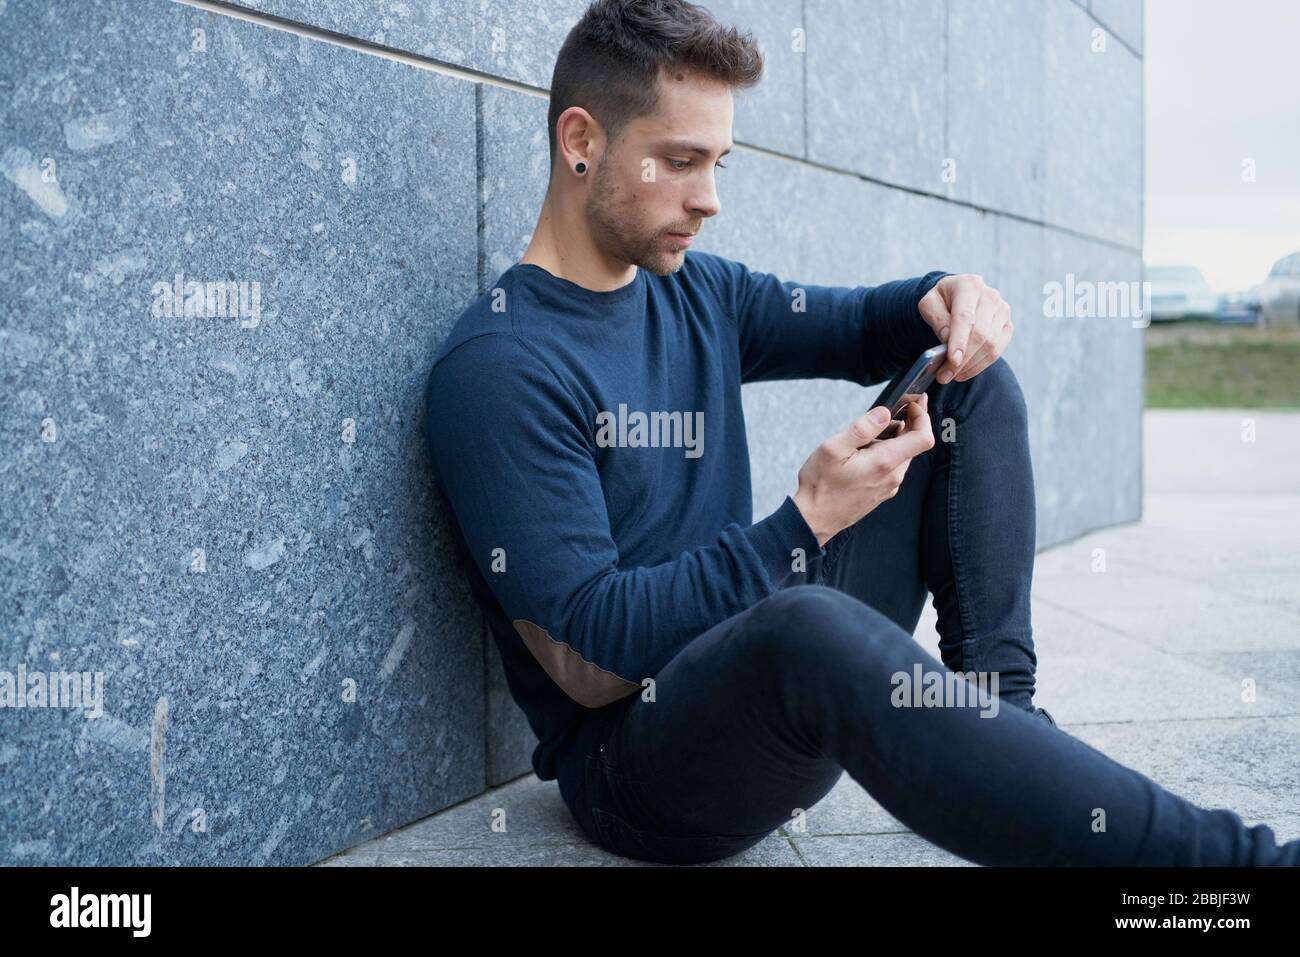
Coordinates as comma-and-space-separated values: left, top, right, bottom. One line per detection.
1, 0, 1143, 864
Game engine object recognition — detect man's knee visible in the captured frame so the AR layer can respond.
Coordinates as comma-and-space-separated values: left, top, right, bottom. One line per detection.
743, 585, 906, 682
932, 355, 1028, 433
984, 355, 1028, 414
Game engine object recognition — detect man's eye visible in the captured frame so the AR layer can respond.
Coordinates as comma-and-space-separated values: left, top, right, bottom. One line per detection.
667, 158, 728, 170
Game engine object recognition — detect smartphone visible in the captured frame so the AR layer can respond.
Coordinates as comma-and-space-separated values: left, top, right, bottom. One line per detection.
859, 344, 948, 447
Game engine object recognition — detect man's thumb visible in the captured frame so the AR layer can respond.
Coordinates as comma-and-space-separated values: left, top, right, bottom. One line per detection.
844, 405, 893, 449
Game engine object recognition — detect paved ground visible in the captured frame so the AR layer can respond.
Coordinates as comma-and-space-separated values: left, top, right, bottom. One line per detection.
316, 409, 1300, 866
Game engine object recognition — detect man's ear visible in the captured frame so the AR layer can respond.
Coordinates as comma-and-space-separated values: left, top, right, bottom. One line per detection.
556, 105, 598, 171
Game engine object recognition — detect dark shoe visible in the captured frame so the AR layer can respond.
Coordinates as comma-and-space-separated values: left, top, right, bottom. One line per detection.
1031, 706, 1058, 728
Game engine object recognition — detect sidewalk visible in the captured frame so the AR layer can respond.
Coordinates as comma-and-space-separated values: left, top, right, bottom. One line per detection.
316, 409, 1300, 866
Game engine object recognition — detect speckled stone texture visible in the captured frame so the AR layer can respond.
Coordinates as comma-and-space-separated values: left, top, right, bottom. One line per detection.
944, 0, 1047, 222
227, 0, 590, 89
1, 0, 480, 864
1044, 0, 1143, 248
229, 0, 810, 159
2, 0, 1145, 864
806, 0, 949, 195
702, 0, 807, 158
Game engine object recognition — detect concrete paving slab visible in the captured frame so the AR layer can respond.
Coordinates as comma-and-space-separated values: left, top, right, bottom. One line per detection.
791, 834, 975, 867
1142, 410, 1300, 495
316, 833, 805, 867
779, 769, 906, 838
1069, 716, 1300, 843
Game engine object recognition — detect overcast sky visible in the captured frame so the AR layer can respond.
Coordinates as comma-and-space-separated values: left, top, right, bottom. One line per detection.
1145, 0, 1300, 291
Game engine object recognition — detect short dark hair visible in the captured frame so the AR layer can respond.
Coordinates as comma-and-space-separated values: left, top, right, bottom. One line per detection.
547, 0, 763, 171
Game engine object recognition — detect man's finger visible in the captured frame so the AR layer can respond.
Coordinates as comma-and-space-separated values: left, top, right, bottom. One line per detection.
953, 344, 988, 381
955, 338, 1000, 381
873, 396, 934, 465
939, 278, 982, 383
918, 287, 952, 340
904, 393, 934, 440
954, 305, 1012, 382
950, 298, 993, 381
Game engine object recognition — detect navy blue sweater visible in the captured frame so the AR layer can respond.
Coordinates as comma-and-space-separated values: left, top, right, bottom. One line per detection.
423, 250, 947, 781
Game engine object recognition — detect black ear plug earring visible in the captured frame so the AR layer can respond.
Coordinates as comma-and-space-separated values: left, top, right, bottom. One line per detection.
575, 162, 587, 174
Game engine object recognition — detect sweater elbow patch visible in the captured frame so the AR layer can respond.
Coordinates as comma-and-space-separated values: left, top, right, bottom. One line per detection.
512, 619, 641, 709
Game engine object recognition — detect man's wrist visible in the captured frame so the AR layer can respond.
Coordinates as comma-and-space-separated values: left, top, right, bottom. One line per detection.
792, 489, 834, 548
914, 271, 950, 347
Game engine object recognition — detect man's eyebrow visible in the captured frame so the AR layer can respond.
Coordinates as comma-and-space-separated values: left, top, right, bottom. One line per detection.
660, 140, 733, 157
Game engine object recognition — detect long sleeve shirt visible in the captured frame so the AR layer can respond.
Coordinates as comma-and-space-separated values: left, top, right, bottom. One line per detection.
423, 250, 948, 781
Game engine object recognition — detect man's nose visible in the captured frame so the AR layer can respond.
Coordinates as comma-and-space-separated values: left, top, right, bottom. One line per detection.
688, 175, 721, 219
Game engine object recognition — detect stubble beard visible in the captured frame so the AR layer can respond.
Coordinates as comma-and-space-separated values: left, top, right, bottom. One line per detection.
585, 163, 683, 278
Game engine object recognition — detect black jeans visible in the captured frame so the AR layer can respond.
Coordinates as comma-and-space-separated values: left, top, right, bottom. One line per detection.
556, 357, 1300, 866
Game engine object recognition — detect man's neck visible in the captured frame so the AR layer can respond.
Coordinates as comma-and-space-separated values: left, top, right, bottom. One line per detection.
519, 195, 638, 292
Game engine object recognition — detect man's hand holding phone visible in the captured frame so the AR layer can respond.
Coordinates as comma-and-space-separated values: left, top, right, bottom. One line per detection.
792, 394, 934, 548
